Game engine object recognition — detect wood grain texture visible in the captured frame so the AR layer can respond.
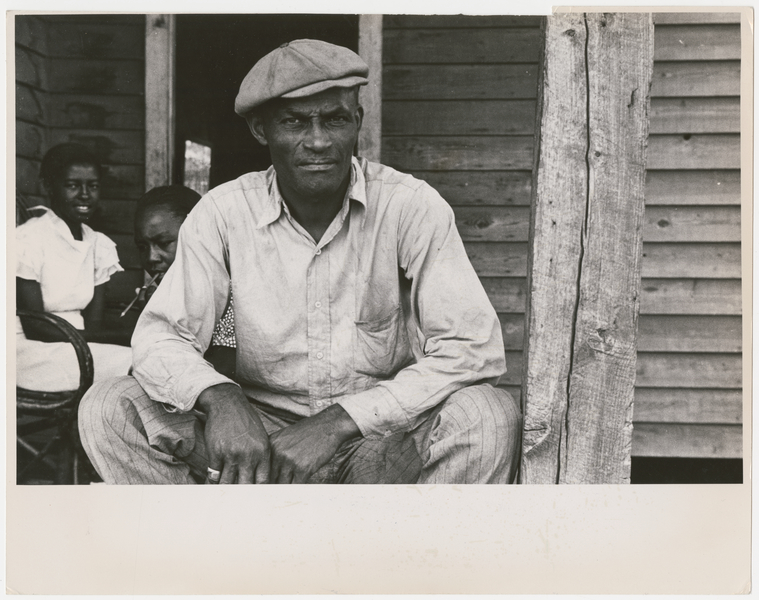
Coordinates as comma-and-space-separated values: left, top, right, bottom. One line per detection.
633, 388, 742, 424
145, 14, 174, 190
631, 423, 742, 458
358, 15, 383, 162
654, 24, 741, 61
16, 83, 47, 126
637, 315, 742, 352
645, 170, 740, 205
651, 61, 740, 97
649, 97, 739, 134
46, 21, 145, 59
48, 129, 144, 165
481, 277, 528, 312
48, 93, 144, 130
636, 352, 742, 388
383, 136, 533, 171
384, 15, 543, 28
643, 206, 740, 242
641, 243, 741, 279
653, 13, 741, 25
465, 242, 528, 277
454, 207, 530, 242
647, 134, 740, 170
412, 171, 533, 206
521, 14, 587, 484
384, 28, 542, 64
499, 313, 525, 349
561, 13, 653, 484
640, 279, 742, 315
383, 65, 539, 100
47, 58, 143, 95
383, 100, 536, 135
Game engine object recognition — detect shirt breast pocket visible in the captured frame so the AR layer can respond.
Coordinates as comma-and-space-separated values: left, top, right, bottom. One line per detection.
354, 306, 412, 378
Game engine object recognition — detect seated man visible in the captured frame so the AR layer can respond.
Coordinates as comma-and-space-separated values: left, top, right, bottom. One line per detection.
79, 39, 522, 485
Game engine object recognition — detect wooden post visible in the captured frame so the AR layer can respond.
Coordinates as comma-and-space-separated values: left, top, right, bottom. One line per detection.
521, 13, 654, 484
145, 14, 175, 190
358, 14, 382, 162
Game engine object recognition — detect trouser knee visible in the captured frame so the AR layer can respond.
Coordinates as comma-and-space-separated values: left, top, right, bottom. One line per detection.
78, 375, 142, 448
443, 383, 522, 442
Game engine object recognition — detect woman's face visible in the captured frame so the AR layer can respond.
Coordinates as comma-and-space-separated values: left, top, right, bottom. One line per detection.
134, 206, 185, 278
47, 163, 101, 225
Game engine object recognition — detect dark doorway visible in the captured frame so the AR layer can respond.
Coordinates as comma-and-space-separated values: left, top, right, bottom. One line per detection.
173, 14, 359, 190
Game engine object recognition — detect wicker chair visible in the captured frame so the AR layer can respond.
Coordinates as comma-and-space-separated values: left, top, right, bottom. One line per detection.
16, 310, 94, 484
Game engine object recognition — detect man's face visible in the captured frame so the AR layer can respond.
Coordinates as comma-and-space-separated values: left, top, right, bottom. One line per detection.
134, 206, 184, 279
249, 87, 363, 203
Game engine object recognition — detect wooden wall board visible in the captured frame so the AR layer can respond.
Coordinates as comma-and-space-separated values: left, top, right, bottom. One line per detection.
384, 136, 533, 170
654, 24, 741, 61
645, 170, 741, 205
641, 243, 741, 279
383, 100, 536, 136
637, 315, 742, 352
16, 46, 48, 90
464, 242, 528, 277
410, 171, 533, 206
384, 15, 543, 28
631, 422, 742, 458
640, 279, 742, 315
643, 206, 740, 242
15, 157, 42, 197
651, 60, 740, 97
15, 15, 48, 55
99, 164, 145, 199
636, 352, 742, 388
383, 65, 538, 100
47, 58, 143, 95
633, 388, 742, 424
454, 206, 530, 242
647, 134, 740, 170
45, 21, 145, 60
109, 234, 141, 269
47, 128, 144, 165
500, 351, 523, 386
649, 97, 740, 134
384, 28, 542, 64
47, 93, 144, 130
15, 120, 47, 161
90, 199, 139, 236
500, 313, 525, 350
480, 277, 527, 313
16, 83, 47, 126
653, 13, 741, 25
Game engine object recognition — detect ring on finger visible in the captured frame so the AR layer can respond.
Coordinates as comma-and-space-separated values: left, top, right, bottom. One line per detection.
207, 467, 221, 483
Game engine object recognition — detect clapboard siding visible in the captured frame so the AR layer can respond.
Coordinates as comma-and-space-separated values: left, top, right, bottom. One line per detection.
14, 14, 146, 312
407, 171, 533, 205
636, 16, 742, 457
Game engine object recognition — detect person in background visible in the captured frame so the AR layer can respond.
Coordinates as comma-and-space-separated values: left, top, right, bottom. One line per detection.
16, 143, 132, 392
132, 185, 236, 379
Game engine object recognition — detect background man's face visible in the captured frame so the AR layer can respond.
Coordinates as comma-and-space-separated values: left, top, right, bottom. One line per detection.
251, 87, 363, 203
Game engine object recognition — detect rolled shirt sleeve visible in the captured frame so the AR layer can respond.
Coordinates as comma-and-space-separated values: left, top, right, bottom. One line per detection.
131, 197, 237, 412
337, 183, 506, 438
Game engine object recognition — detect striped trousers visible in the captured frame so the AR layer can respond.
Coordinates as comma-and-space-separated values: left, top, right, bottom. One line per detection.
78, 376, 522, 484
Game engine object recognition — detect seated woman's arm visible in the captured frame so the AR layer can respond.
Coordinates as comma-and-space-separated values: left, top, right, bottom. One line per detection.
81, 284, 131, 346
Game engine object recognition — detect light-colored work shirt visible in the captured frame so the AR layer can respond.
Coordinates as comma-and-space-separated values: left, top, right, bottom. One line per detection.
132, 157, 506, 438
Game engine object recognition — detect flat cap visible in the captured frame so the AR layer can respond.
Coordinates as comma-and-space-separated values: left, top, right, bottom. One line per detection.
234, 39, 369, 116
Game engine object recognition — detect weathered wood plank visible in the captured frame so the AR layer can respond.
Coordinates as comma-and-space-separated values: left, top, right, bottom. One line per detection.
101, 164, 145, 199
561, 13, 652, 484
645, 170, 740, 205
15, 15, 48, 55
46, 21, 144, 59
145, 15, 174, 190
649, 97, 740, 134
521, 14, 587, 485
638, 315, 742, 352
358, 15, 383, 163
633, 388, 742, 424
47, 58, 143, 95
412, 171, 532, 206
647, 134, 740, 170
15, 156, 42, 196
499, 313, 525, 349
48, 93, 144, 130
481, 277, 527, 312
653, 13, 741, 25
641, 243, 741, 279
383, 65, 539, 100
39, 14, 144, 25
16, 120, 47, 160
636, 352, 742, 388
465, 242, 528, 277
16, 83, 47, 126
454, 207, 530, 242
383, 136, 533, 171
643, 206, 741, 242
383, 100, 536, 135
631, 423, 742, 458
89, 199, 138, 236
109, 234, 141, 269
650, 61, 740, 97
654, 25, 741, 61
640, 279, 742, 315
384, 28, 542, 64
48, 129, 144, 165
15, 45, 48, 90
384, 15, 543, 28
501, 351, 523, 386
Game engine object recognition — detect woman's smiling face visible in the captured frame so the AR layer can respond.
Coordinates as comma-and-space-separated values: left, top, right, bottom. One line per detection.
48, 163, 101, 225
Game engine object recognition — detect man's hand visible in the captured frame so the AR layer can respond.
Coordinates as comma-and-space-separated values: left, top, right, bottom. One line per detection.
196, 383, 270, 484
269, 404, 360, 484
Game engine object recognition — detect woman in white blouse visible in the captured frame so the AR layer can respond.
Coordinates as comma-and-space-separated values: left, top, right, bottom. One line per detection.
16, 143, 132, 392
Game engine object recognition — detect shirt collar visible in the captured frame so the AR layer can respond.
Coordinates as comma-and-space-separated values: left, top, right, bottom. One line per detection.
40, 206, 94, 246
257, 156, 367, 230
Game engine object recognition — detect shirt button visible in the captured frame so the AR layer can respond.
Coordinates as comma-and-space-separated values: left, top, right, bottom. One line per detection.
316, 352, 324, 359
316, 400, 324, 407
315, 301, 322, 308
315, 248, 322, 255
384, 430, 392, 437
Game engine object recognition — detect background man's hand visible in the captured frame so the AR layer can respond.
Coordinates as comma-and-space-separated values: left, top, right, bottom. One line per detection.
269, 404, 360, 483
197, 383, 270, 484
